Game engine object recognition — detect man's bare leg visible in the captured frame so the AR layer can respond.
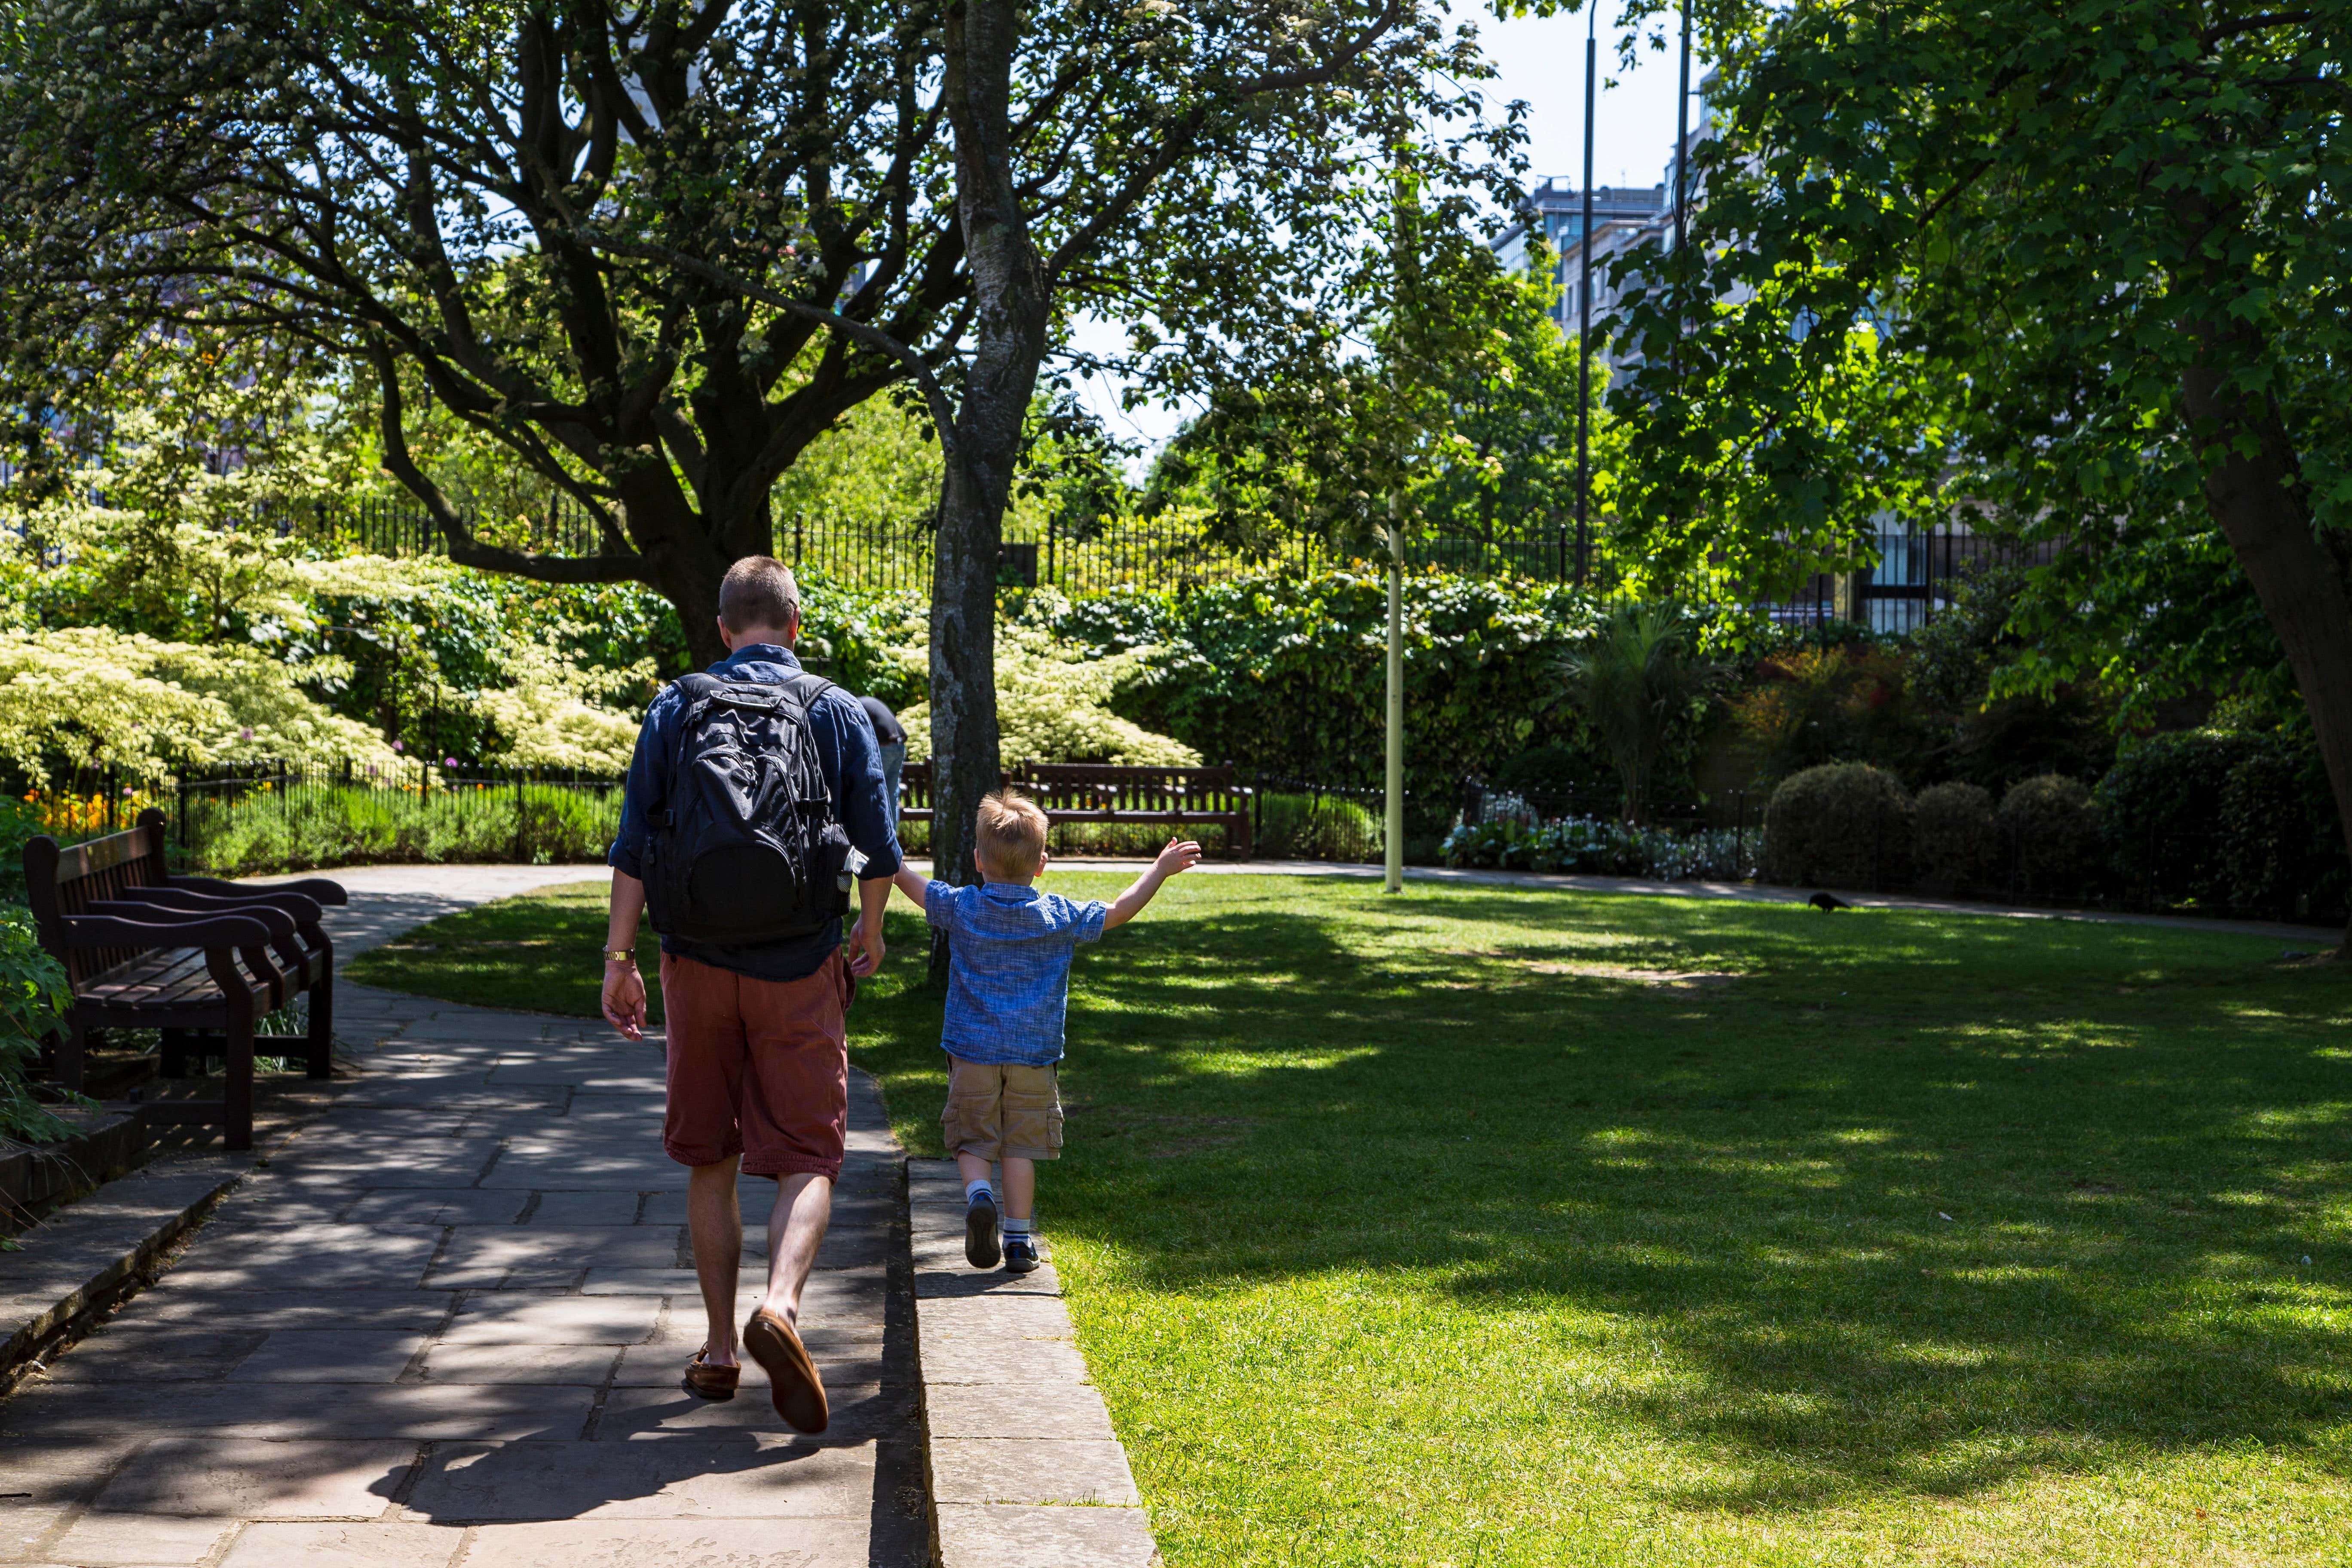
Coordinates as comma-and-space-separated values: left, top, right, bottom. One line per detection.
760, 1172, 833, 1326
688, 1156, 744, 1365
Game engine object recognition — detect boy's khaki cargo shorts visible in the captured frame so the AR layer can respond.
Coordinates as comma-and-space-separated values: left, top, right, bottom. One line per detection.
942, 1057, 1063, 1161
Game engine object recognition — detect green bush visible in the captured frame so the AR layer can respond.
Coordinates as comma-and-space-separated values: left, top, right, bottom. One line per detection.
2000, 774, 2102, 897
0, 906, 79, 1145
1763, 763, 1911, 890
1255, 791, 1383, 863
1911, 781, 1997, 894
1078, 569, 1601, 836
2095, 730, 2265, 906
2215, 740, 2348, 921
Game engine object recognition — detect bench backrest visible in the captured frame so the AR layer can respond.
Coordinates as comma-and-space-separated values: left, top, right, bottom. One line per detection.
1009, 763, 1246, 817
895, 763, 1252, 854
23, 810, 172, 986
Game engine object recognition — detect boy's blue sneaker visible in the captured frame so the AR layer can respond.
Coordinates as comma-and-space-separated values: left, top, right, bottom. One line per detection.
965, 1191, 1001, 1269
1003, 1234, 1040, 1274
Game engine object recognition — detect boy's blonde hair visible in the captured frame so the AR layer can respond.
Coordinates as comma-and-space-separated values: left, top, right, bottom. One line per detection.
975, 789, 1049, 879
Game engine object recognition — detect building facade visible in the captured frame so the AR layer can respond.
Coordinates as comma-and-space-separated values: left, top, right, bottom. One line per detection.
1488, 178, 1668, 331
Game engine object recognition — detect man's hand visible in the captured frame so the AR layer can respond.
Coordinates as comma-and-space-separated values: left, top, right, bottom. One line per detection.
847, 870, 892, 978
847, 917, 886, 977
1155, 837, 1204, 879
603, 959, 648, 1041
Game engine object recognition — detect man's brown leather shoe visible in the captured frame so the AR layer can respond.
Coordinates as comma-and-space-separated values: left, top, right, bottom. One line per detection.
742, 1307, 828, 1433
682, 1347, 740, 1400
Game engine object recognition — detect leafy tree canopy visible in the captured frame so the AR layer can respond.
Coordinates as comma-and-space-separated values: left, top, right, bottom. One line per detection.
1599, 0, 2352, 936
0, 0, 1510, 664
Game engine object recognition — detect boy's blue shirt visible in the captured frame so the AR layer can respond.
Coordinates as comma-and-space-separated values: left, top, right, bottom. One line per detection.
925, 879, 1108, 1065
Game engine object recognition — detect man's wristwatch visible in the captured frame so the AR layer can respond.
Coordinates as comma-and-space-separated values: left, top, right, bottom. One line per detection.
603, 949, 637, 965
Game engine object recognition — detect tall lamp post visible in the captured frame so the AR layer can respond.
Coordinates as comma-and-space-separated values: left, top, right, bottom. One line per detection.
1674, 0, 1693, 252
1572, 0, 1599, 588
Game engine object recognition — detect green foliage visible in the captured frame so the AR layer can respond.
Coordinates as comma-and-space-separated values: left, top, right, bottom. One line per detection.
0, 627, 398, 784
889, 591, 1198, 768
1605, 0, 2351, 843
1254, 792, 1384, 864
2095, 732, 2266, 910
1730, 645, 1921, 783
1910, 781, 1997, 896
1492, 741, 1613, 802
792, 574, 928, 710
1148, 254, 1614, 566
186, 782, 625, 876
1907, 566, 2117, 793
1550, 603, 1719, 822
770, 395, 950, 534
1103, 570, 1598, 833
0, 906, 79, 1145
1999, 775, 2102, 899
1763, 763, 1911, 890
1441, 815, 1756, 880
2217, 743, 2349, 923
2096, 729, 2346, 917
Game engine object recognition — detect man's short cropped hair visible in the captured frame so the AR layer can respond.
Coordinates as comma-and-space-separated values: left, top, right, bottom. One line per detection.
718, 556, 802, 634
975, 790, 1050, 879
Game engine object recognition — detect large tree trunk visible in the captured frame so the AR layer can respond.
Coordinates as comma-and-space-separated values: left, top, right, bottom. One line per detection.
2174, 199, 2352, 952
928, 0, 1052, 938
2178, 364, 2352, 949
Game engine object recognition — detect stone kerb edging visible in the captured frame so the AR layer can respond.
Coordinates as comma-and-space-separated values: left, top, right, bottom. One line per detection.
908, 1157, 1160, 1568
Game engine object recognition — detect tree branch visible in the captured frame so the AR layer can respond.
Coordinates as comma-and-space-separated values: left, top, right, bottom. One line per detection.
368, 337, 647, 583
567, 231, 962, 466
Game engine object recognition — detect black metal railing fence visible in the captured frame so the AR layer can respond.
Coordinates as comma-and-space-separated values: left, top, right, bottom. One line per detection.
169, 761, 626, 876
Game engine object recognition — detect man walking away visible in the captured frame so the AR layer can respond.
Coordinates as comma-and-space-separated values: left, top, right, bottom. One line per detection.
861, 694, 907, 831
600, 556, 901, 1434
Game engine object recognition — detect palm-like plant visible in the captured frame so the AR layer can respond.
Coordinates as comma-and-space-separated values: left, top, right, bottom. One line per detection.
1553, 603, 1720, 823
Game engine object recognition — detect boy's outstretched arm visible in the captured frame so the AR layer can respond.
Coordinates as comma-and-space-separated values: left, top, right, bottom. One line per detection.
890, 862, 930, 906
1102, 836, 1202, 929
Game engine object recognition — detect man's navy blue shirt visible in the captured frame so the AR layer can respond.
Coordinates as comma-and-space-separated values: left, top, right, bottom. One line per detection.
609, 644, 904, 982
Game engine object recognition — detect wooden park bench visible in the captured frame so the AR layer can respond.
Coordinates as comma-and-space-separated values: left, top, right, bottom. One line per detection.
23, 808, 346, 1151
899, 762, 1253, 858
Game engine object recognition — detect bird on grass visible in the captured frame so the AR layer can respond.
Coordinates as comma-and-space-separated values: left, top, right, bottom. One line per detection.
1808, 891, 1853, 912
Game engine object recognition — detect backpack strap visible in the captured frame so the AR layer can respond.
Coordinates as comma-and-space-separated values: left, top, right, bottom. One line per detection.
779, 669, 837, 718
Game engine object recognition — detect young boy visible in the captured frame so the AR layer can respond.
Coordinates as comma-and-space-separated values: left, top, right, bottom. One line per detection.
892, 790, 1199, 1272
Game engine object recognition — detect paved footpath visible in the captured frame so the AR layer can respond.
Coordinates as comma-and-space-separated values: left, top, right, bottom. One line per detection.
0, 866, 926, 1568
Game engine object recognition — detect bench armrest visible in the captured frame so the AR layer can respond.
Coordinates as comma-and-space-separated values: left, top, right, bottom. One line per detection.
116, 885, 325, 928
170, 873, 348, 907
56, 912, 276, 951
89, 897, 296, 945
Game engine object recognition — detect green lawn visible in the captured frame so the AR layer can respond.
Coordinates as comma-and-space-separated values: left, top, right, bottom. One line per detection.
351, 874, 2352, 1566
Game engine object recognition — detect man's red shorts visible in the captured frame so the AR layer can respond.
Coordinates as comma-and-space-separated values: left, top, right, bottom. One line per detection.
658, 949, 854, 1179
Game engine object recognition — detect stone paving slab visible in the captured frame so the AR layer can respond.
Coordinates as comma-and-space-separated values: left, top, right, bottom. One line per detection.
907, 1158, 1159, 1565
0, 869, 928, 1567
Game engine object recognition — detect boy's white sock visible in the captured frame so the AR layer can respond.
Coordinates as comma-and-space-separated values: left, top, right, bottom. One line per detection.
1003, 1216, 1032, 1243
965, 1179, 995, 1207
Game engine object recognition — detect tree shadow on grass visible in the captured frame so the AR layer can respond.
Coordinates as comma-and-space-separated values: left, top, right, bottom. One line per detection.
858, 887, 2352, 1513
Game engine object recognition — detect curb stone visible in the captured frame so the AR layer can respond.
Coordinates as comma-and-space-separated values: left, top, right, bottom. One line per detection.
909, 1156, 1161, 1568
0, 1158, 244, 1380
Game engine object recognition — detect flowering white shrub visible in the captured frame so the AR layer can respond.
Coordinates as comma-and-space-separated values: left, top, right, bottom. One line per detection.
0, 628, 399, 782
472, 643, 649, 773
895, 597, 1198, 767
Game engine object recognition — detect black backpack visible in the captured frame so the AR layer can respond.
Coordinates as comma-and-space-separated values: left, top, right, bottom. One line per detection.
642, 671, 855, 944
